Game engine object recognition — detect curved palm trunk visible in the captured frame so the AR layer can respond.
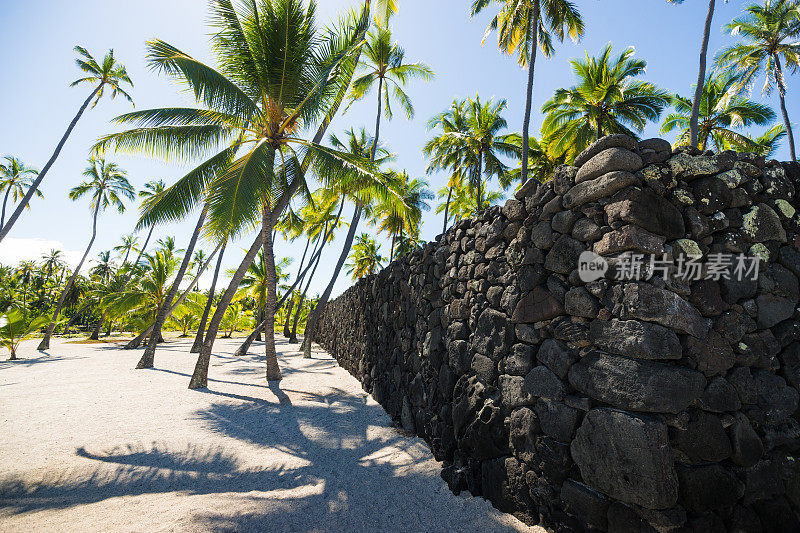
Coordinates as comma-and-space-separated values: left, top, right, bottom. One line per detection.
291, 244, 324, 343
774, 56, 797, 162
390, 233, 396, 263
302, 71, 385, 358
0, 86, 101, 243
690, 0, 715, 149
133, 225, 155, 266
442, 186, 452, 234
282, 298, 296, 338
191, 242, 226, 353
38, 203, 99, 350
262, 213, 281, 381
1, 187, 12, 228
520, 2, 540, 185
302, 204, 363, 358
136, 208, 206, 369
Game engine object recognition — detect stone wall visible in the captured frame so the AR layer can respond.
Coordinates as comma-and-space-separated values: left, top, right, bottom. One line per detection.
314, 134, 800, 532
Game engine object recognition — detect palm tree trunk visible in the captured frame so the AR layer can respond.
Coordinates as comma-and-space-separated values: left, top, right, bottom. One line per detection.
282, 298, 296, 337
1, 187, 12, 229
690, 0, 715, 149
442, 186, 452, 234
0, 86, 101, 243
89, 317, 102, 340
262, 210, 281, 381
191, 242, 226, 353
38, 203, 99, 350
136, 208, 207, 369
133, 225, 155, 266
774, 55, 797, 162
520, 1, 540, 185
302, 204, 363, 358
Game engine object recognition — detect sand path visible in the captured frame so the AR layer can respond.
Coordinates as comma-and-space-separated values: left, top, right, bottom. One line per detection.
0, 336, 541, 532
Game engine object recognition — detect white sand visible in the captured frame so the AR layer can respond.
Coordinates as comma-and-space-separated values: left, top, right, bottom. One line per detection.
0, 336, 542, 532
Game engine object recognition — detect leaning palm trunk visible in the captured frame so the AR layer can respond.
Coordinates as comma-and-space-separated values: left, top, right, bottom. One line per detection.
0, 86, 101, 243
302, 204, 363, 357
774, 56, 797, 162
38, 203, 100, 350
291, 245, 324, 343
262, 210, 281, 381
690, 0, 715, 149
133, 225, 155, 266
136, 208, 207, 369
302, 67, 385, 358
520, 2, 539, 185
89, 317, 103, 340
1, 187, 13, 228
191, 242, 226, 353
282, 298, 296, 338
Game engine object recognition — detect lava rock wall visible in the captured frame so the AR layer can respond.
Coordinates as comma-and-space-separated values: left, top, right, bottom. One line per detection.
314, 135, 800, 532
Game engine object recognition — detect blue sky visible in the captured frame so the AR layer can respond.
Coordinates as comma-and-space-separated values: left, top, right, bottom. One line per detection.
0, 0, 797, 298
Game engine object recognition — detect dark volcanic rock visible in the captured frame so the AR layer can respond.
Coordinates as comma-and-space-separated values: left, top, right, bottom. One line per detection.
589, 319, 681, 360
568, 352, 706, 413
571, 408, 678, 509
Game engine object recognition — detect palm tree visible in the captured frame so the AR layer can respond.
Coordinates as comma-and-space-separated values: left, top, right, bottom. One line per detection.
716, 0, 800, 161
95, 0, 374, 386
423, 99, 470, 233
190, 241, 226, 353
542, 44, 671, 158
426, 95, 516, 210
114, 234, 139, 264
103, 249, 178, 335
346, 233, 385, 279
1, 307, 51, 361
133, 179, 166, 265
471, 0, 584, 184
90, 250, 115, 283
668, 0, 729, 149
0, 157, 41, 228
372, 171, 432, 261
0, 47, 132, 243
661, 70, 776, 151
38, 157, 134, 350
435, 182, 505, 223
301, 128, 401, 358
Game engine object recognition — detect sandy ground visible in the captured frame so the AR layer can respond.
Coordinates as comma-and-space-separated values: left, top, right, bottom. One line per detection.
0, 336, 542, 532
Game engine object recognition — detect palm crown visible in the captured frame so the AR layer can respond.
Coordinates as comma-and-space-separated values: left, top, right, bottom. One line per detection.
661, 70, 776, 152
71, 46, 134, 108
542, 44, 671, 159
69, 158, 135, 215
0, 157, 41, 227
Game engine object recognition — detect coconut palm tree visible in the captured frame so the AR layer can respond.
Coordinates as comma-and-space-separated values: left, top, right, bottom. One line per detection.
95, 0, 375, 386
190, 241, 226, 353
471, 0, 584, 184
660, 70, 776, 151
114, 234, 139, 264
133, 179, 166, 265
668, 0, 729, 149
346, 233, 385, 279
0, 47, 132, 243
372, 171, 432, 261
716, 0, 800, 161
742, 124, 787, 157
435, 182, 505, 223
0, 157, 41, 228
301, 127, 400, 358
38, 157, 134, 350
423, 99, 470, 233
90, 250, 115, 283
542, 44, 671, 158
103, 249, 178, 335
